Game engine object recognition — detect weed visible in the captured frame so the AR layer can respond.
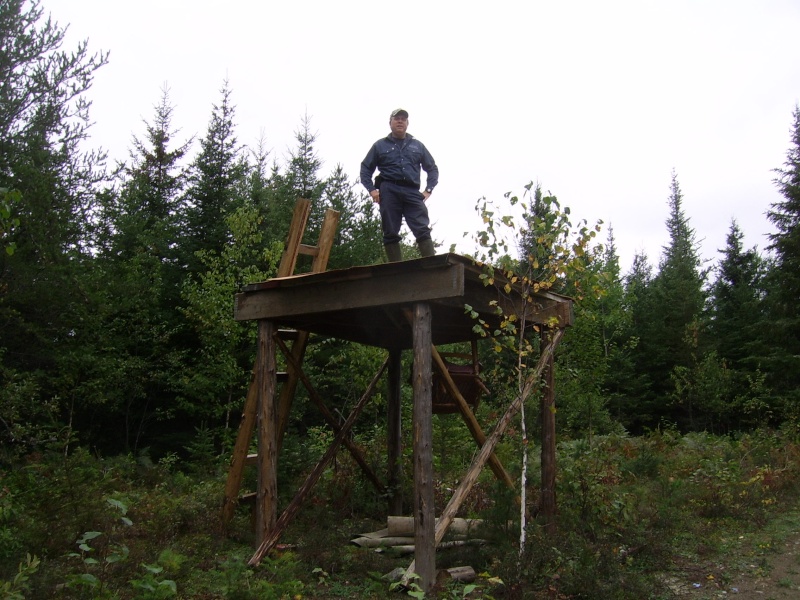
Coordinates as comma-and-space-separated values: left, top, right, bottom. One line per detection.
0, 553, 40, 599
129, 562, 177, 599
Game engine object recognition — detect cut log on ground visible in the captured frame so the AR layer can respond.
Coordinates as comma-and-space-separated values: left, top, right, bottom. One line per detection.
387, 516, 484, 537
437, 565, 476, 584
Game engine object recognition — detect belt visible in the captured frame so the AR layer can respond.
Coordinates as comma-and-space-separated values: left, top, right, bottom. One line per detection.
382, 178, 417, 188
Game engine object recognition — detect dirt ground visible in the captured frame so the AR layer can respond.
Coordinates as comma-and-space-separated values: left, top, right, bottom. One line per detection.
667, 530, 800, 599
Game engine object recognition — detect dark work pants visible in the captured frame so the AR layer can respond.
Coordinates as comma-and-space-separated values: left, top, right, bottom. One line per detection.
379, 181, 431, 245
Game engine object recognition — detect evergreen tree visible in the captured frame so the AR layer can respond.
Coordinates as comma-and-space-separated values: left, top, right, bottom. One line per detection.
619, 250, 656, 430
179, 204, 282, 430
555, 237, 618, 437
88, 88, 193, 452
709, 220, 766, 371
640, 173, 707, 428
182, 80, 245, 274
265, 114, 327, 259
323, 164, 384, 269
0, 0, 108, 451
704, 221, 770, 429
765, 105, 800, 412
595, 228, 637, 428
244, 134, 272, 217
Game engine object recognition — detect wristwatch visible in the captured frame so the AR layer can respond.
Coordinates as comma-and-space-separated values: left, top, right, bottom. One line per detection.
425, 188, 433, 194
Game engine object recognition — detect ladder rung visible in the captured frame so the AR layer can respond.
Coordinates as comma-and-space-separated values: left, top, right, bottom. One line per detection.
245, 453, 258, 466
297, 244, 319, 256
277, 329, 299, 341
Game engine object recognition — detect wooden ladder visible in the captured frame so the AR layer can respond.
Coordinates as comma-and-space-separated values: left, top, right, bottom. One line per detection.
221, 198, 339, 526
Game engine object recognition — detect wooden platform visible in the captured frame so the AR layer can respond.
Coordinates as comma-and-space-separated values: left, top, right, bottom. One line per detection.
231, 250, 573, 590
234, 253, 573, 346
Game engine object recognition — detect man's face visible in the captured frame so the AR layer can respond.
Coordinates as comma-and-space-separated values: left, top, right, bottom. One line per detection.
390, 114, 408, 138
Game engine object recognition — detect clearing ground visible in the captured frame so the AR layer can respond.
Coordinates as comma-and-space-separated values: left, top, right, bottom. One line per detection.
666, 510, 800, 599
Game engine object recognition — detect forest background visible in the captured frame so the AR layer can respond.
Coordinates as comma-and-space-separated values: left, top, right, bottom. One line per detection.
3, 1, 800, 598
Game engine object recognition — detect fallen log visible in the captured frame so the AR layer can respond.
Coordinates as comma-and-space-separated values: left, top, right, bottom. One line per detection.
437, 565, 476, 584
387, 516, 483, 538
350, 536, 415, 548
374, 539, 487, 556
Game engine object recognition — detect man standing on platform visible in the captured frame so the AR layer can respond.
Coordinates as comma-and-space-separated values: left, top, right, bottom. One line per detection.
360, 108, 439, 262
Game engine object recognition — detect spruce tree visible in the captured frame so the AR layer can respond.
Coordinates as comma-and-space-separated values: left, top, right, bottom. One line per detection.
89, 88, 192, 452
182, 80, 245, 275
0, 0, 108, 451
644, 173, 707, 427
707, 220, 770, 428
613, 251, 655, 430
765, 105, 800, 412
323, 164, 384, 269
264, 114, 327, 258
709, 220, 766, 371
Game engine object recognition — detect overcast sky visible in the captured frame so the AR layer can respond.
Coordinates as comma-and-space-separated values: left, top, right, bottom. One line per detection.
51, 0, 800, 273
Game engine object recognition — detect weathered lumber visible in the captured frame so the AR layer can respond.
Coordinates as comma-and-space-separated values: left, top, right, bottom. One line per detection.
248, 356, 389, 566
540, 329, 557, 535
376, 540, 486, 556
402, 327, 565, 585
276, 207, 340, 450
438, 566, 476, 584
387, 348, 403, 516
387, 516, 483, 538
221, 369, 258, 525
350, 536, 416, 548
411, 302, 435, 592
234, 262, 466, 322
222, 200, 336, 527
386, 564, 475, 584
255, 320, 278, 547
276, 199, 312, 277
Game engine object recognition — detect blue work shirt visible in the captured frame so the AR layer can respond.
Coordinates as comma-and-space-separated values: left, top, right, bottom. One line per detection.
360, 134, 439, 193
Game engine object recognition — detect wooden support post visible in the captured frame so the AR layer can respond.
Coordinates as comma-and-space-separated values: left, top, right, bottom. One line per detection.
255, 320, 278, 546
412, 303, 435, 593
402, 328, 565, 586
540, 328, 557, 535
387, 348, 404, 516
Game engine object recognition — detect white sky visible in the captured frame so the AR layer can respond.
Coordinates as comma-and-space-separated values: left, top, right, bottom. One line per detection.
51, 0, 800, 274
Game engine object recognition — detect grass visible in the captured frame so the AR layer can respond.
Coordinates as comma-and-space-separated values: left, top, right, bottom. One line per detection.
2, 427, 800, 598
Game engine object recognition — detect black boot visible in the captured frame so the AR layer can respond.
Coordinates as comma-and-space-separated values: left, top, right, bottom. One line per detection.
418, 238, 435, 257
384, 242, 402, 262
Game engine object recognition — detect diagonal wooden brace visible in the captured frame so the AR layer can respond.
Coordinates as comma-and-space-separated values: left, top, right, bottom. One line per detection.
273, 334, 386, 494
249, 356, 389, 565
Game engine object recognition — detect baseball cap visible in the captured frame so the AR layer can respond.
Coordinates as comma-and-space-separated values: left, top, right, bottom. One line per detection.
390, 108, 408, 118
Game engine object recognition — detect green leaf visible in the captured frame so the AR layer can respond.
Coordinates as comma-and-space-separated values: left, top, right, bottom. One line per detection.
78, 531, 102, 542
142, 562, 163, 574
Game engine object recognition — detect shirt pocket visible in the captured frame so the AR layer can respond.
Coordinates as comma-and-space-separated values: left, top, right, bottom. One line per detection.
405, 145, 423, 163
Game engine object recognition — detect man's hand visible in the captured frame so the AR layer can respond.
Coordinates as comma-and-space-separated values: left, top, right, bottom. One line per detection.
422, 190, 431, 201
370, 189, 380, 203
